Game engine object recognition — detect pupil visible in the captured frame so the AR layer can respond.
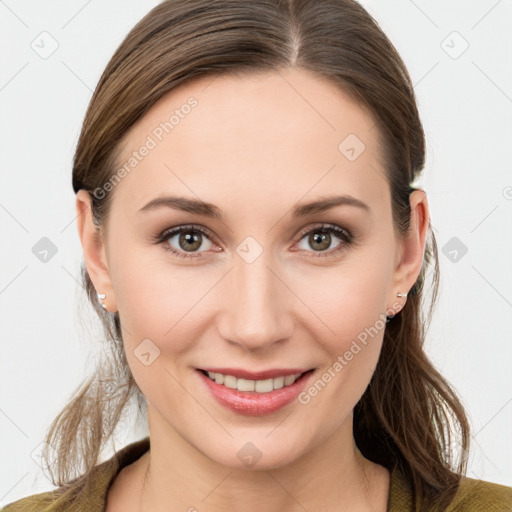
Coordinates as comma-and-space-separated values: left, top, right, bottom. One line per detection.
180, 231, 201, 251
310, 232, 330, 251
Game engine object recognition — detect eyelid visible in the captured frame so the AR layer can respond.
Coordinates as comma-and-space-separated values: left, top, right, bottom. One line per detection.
158, 223, 215, 242
294, 222, 352, 243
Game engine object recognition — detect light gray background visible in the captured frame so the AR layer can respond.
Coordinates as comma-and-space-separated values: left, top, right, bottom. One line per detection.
1, 0, 511, 505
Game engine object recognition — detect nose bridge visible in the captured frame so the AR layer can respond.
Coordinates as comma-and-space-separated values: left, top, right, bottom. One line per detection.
220, 248, 291, 350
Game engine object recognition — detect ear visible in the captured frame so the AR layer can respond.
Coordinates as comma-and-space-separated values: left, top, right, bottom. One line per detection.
388, 189, 430, 311
75, 190, 118, 312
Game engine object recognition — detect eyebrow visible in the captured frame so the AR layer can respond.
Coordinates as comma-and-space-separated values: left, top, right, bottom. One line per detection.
138, 194, 370, 219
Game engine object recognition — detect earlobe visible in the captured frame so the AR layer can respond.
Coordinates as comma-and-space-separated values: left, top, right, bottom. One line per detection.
75, 190, 118, 312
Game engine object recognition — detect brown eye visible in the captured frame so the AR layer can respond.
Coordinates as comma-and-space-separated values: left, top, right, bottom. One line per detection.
177, 230, 203, 252
158, 225, 216, 259
295, 224, 353, 256
308, 232, 332, 251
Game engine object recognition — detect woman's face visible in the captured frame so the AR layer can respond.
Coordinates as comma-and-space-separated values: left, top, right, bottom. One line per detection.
81, 68, 422, 469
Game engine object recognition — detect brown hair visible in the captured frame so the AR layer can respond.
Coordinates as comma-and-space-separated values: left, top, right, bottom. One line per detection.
44, 0, 470, 509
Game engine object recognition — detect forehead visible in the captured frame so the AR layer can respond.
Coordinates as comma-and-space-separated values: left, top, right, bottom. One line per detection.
110, 68, 388, 219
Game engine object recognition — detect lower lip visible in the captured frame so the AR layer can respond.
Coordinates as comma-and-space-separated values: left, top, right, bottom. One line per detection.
197, 369, 314, 416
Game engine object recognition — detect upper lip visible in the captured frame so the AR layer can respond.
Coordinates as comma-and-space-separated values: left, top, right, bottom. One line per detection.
198, 367, 313, 380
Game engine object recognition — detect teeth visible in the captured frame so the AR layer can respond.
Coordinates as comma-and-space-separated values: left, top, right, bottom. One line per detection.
205, 371, 303, 393
284, 375, 297, 386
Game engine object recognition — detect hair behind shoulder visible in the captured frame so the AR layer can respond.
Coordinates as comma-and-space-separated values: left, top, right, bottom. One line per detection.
43, 1, 470, 510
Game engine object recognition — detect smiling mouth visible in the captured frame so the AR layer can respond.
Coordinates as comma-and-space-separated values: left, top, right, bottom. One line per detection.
198, 369, 314, 393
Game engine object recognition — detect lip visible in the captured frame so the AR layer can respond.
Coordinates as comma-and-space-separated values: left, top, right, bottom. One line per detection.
196, 368, 315, 416
198, 367, 311, 380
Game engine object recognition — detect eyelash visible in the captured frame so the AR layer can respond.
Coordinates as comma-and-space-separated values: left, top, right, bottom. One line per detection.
154, 223, 354, 260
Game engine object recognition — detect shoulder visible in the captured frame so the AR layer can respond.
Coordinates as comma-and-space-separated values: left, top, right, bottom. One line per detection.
1, 437, 150, 512
389, 466, 512, 511
446, 475, 512, 511
1, 489, 68, 512
0, 467, 110, 512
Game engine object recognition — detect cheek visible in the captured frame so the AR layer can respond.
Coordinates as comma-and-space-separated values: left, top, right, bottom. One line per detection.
110, 254, 207, 402
291, 252, 393, 410
295, 256, 392, 345
110, 248, 220, 354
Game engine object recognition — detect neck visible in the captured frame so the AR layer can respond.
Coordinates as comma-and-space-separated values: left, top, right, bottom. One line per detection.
137, 408, 389, 512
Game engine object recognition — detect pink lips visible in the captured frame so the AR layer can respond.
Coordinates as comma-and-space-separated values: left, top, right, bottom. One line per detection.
196, 368, 314, 416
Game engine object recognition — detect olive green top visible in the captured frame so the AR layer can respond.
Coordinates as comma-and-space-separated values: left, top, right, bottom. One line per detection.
2, 437, 511, 511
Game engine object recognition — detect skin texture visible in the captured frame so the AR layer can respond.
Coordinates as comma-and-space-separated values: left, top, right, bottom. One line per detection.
76, 68, 430, 512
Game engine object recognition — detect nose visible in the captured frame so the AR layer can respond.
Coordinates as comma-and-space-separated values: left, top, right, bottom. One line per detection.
217, 250, 294, 352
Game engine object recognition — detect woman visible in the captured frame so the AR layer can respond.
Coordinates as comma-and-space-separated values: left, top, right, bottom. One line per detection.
3, 0, 511, 511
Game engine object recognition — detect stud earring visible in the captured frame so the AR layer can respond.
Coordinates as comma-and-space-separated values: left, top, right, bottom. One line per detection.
97, 292, 107, 310
386, 291, 408, 322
